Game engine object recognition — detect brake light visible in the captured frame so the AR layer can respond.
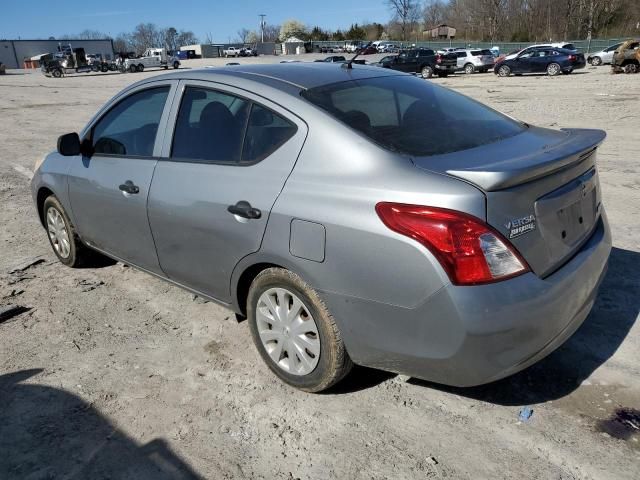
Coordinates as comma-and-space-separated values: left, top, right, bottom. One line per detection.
375, 203, 530, 285
436, 54, 442, 64
568, 54, 576, 61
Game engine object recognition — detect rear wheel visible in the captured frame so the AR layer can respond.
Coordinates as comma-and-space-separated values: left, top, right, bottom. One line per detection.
591, 56, 602, 66
247, 268, 353, 392
173, 61, 180, 69
464, 63, 475, 74
497, 65, 511, 77
137, 64, 144, 72
100, 63, 108, 72
51, 69, 62, 78
421, 65, 433, 78
547, 62, 561, 76
129, 64, 137, 73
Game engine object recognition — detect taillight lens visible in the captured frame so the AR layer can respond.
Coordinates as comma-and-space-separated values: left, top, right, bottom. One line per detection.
375, 203, 530, 285
569, 54, 576, 61
436, 54, 442, 64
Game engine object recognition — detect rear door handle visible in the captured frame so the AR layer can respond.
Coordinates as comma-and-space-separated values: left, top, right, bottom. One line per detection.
119, 180, 139, 195
227, 201, 261, 219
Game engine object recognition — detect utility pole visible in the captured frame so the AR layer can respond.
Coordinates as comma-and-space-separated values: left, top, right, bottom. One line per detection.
259, 14, 266, 43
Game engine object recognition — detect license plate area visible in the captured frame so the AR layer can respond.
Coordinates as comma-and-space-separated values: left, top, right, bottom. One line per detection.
535, 168, 599, 263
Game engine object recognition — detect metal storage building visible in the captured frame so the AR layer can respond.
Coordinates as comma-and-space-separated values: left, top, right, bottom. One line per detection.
0, 39, 114, 69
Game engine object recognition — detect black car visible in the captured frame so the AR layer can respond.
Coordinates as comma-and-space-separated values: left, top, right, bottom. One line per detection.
314, 55, 347, 63
380, 48, 457, 78
495, 47, 586, 77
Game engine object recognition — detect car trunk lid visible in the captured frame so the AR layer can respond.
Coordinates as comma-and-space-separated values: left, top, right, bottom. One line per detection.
411, 127, 606, 277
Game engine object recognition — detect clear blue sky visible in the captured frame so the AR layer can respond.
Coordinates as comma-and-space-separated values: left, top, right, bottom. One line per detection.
1, 0, 391, 42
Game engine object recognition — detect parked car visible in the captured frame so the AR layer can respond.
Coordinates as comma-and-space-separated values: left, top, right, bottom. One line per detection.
314, 55, 347, 63
241, 47, 258, 57
454, 49, 495, 73
381, 48, 457, 78
378, 43, 398, 53
503, 43, 578, 61
495, 47, 586, 76
223, 47, 242, 58
371, 55, 397, 67
587, 42, 624, 66
32, 63, 610, 392
611, 39, 640, 73
358, 45, 378, 55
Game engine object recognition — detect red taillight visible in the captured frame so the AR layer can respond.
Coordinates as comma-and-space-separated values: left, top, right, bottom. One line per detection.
436, 54, 442, 64
375, 203, 530, 286
569, 54, 576, 61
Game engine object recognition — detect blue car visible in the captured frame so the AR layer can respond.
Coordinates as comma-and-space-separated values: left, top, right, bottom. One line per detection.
495, 47, 586, 77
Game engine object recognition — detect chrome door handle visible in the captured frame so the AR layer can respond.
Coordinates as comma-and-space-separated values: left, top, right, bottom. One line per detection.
119, 180, 139, 195
227, 201, 261, 219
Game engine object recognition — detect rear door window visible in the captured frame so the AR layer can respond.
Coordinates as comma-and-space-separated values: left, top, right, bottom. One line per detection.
92, 86, 170, 157
171, 86, 250, 163
241, 104, 297, 163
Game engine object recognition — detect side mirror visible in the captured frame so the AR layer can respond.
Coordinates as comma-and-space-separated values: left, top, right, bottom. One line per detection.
57, 132, 81, 156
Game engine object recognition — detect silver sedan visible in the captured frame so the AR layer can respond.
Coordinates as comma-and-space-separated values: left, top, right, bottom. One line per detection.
31, 63, 611, 392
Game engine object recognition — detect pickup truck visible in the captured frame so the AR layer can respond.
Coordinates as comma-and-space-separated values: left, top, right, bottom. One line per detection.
224, 47, 243, 58
119, 48, 180, 73
380, 48, 457, 78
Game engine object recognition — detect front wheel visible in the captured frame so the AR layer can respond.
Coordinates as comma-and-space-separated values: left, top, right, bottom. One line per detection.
547, 62, 561, 76
137, 64, 144, 72
173, 61, 180, 69
129, 64, 137, 73
247, 268, 353, 392
101, 63, 108, 72
421, 66, 433, 78
591, 56, 602, 66
51, 69, 62, 78
43, 196, 91, 267
464, 63, 475, 74
497, 65, 511, 77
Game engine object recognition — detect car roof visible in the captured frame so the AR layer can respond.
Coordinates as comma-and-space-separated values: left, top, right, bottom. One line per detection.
150, 62, 406, 91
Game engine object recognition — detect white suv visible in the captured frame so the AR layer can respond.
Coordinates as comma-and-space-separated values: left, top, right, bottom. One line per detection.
454, 49, 496, 73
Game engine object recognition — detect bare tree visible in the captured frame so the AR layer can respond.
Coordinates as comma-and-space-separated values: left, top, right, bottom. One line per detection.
263, 24, 281, 42
422, 0, 447, 29
237, 28, 251, 43
385, 0, 420, 40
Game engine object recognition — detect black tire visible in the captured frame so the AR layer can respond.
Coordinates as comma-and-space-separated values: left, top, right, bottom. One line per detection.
464, 63, 475, 74
591, 56, 602, 66
100, 63, 108, 72
42, 196, 91, 268
129, 64, 137, 73
247, 268, 353, 392
421, 65, 433, 79
137, 64, 144, 72
547, 62, 561, 76
497, 65, 511, 77
173, 61, 180, 69
51, 69, 62, 78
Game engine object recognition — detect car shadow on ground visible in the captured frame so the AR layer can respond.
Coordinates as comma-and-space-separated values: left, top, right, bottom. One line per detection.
0, 369, 204, 479
408, 246, 639, 406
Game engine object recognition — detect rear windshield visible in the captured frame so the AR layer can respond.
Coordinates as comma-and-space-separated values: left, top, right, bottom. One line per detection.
301, 75, 525, 157
472, 49, 493, 56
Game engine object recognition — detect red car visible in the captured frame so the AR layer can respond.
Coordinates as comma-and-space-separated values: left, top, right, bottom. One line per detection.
358, 45, 378, 55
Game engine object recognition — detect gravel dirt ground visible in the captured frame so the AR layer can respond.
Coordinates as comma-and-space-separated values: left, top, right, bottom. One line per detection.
1, 54, 639, 480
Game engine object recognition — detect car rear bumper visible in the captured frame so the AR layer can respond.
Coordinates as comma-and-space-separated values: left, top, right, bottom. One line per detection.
321, 211, 611, 387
